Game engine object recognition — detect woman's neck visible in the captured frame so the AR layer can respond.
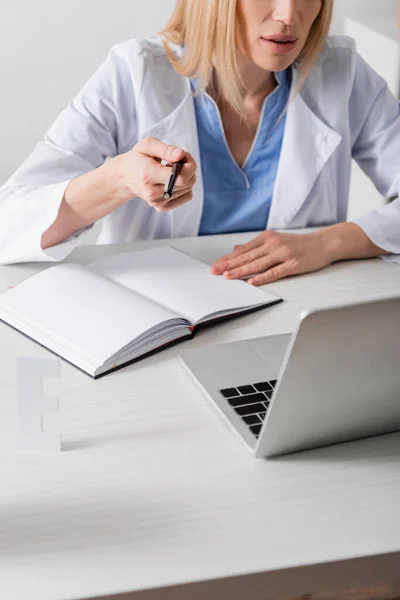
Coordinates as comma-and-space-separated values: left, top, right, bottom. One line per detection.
208, 55, 277, 115
236, 53, 277, 104
205, 56, 280, 167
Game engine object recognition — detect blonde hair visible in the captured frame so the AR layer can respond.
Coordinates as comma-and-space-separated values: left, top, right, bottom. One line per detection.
160, 0, 333, 116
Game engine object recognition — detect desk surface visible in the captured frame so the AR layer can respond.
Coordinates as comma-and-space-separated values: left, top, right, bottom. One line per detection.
1, 233, 400, 600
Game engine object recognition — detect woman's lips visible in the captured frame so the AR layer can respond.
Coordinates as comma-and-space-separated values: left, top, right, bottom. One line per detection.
261, 37, 298, 54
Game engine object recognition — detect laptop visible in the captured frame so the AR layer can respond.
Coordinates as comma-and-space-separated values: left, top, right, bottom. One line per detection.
180, 296, 400, 458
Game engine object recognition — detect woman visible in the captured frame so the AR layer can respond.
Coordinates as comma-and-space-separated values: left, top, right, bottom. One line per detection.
0, 0, 399, 285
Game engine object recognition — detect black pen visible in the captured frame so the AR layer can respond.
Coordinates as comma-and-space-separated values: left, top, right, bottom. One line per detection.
164, 159, 184, 200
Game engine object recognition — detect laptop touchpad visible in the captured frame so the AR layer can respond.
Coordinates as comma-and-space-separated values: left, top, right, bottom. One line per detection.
248, 333, 291, 375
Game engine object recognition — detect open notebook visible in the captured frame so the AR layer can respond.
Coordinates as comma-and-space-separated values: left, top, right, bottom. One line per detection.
0, 247, 282, 378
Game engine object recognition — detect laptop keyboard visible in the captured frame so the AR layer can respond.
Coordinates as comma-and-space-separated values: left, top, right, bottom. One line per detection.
219, 380, 277, 438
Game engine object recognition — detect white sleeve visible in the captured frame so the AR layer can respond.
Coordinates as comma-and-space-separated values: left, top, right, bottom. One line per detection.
0, 42, 138, 265
349, 53, 400, 261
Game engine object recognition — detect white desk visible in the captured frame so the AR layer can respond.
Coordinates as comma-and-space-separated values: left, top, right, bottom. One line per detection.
1, 233, 400, 600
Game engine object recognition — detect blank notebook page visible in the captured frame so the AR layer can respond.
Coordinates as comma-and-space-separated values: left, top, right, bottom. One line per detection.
0, 263, 180, 365
88, 247, 277, 324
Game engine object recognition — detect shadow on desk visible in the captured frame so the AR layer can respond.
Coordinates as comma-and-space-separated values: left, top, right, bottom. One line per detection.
62, 429, 400, 466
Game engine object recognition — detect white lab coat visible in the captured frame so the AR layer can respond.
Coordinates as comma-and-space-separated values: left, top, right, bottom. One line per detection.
1, 35, 400, 264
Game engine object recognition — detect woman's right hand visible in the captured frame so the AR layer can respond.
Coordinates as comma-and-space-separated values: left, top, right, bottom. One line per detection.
109, 136, 197, 212
42, 137, 197, 250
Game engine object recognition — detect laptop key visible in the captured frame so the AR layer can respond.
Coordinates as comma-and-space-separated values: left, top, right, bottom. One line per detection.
259, 412, 267, 421
242, 414, 261, 426
228, 393, 266, 408
219, 387, 240, 398
250, 424, 262, 436
253, 381, 273, 392
264, 390, 273, 400
237, 385, 256, 395
269, 380, 278, 388
235, 402, 265, 417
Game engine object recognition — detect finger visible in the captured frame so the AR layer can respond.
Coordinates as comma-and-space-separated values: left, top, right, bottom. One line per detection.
153, 190, 193, 212
186, 171, 197, 187
230, 234, 265, 256
214, 246, 268, 274
224, 254, 281, 280
248, 260, 297, 286
174, 152, 197, 187
144, 162, 180, 186
148, 183, 195, 205
145, 156, 197, 187
211, 235, 265, 274
136, 136, 186, 164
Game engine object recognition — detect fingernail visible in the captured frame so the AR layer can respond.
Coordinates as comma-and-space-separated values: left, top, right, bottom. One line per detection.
172, 148, 182, 160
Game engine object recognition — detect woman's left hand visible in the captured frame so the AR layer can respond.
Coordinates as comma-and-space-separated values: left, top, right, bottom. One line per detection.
210, 230, 335, 286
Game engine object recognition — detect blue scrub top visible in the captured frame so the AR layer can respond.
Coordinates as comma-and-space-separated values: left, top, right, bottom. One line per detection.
192, 69, 292, 236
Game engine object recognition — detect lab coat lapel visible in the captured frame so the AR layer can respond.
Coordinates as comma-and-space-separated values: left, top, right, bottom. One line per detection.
141, 80, 204, 238
138, 45, 343, 236
268, 74, 342, 230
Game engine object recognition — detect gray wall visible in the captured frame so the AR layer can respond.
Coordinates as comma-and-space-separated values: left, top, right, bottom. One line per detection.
0, 0, 175, 185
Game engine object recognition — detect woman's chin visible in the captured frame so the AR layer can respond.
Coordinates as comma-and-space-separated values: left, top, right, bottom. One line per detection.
253, 55, 296, 73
